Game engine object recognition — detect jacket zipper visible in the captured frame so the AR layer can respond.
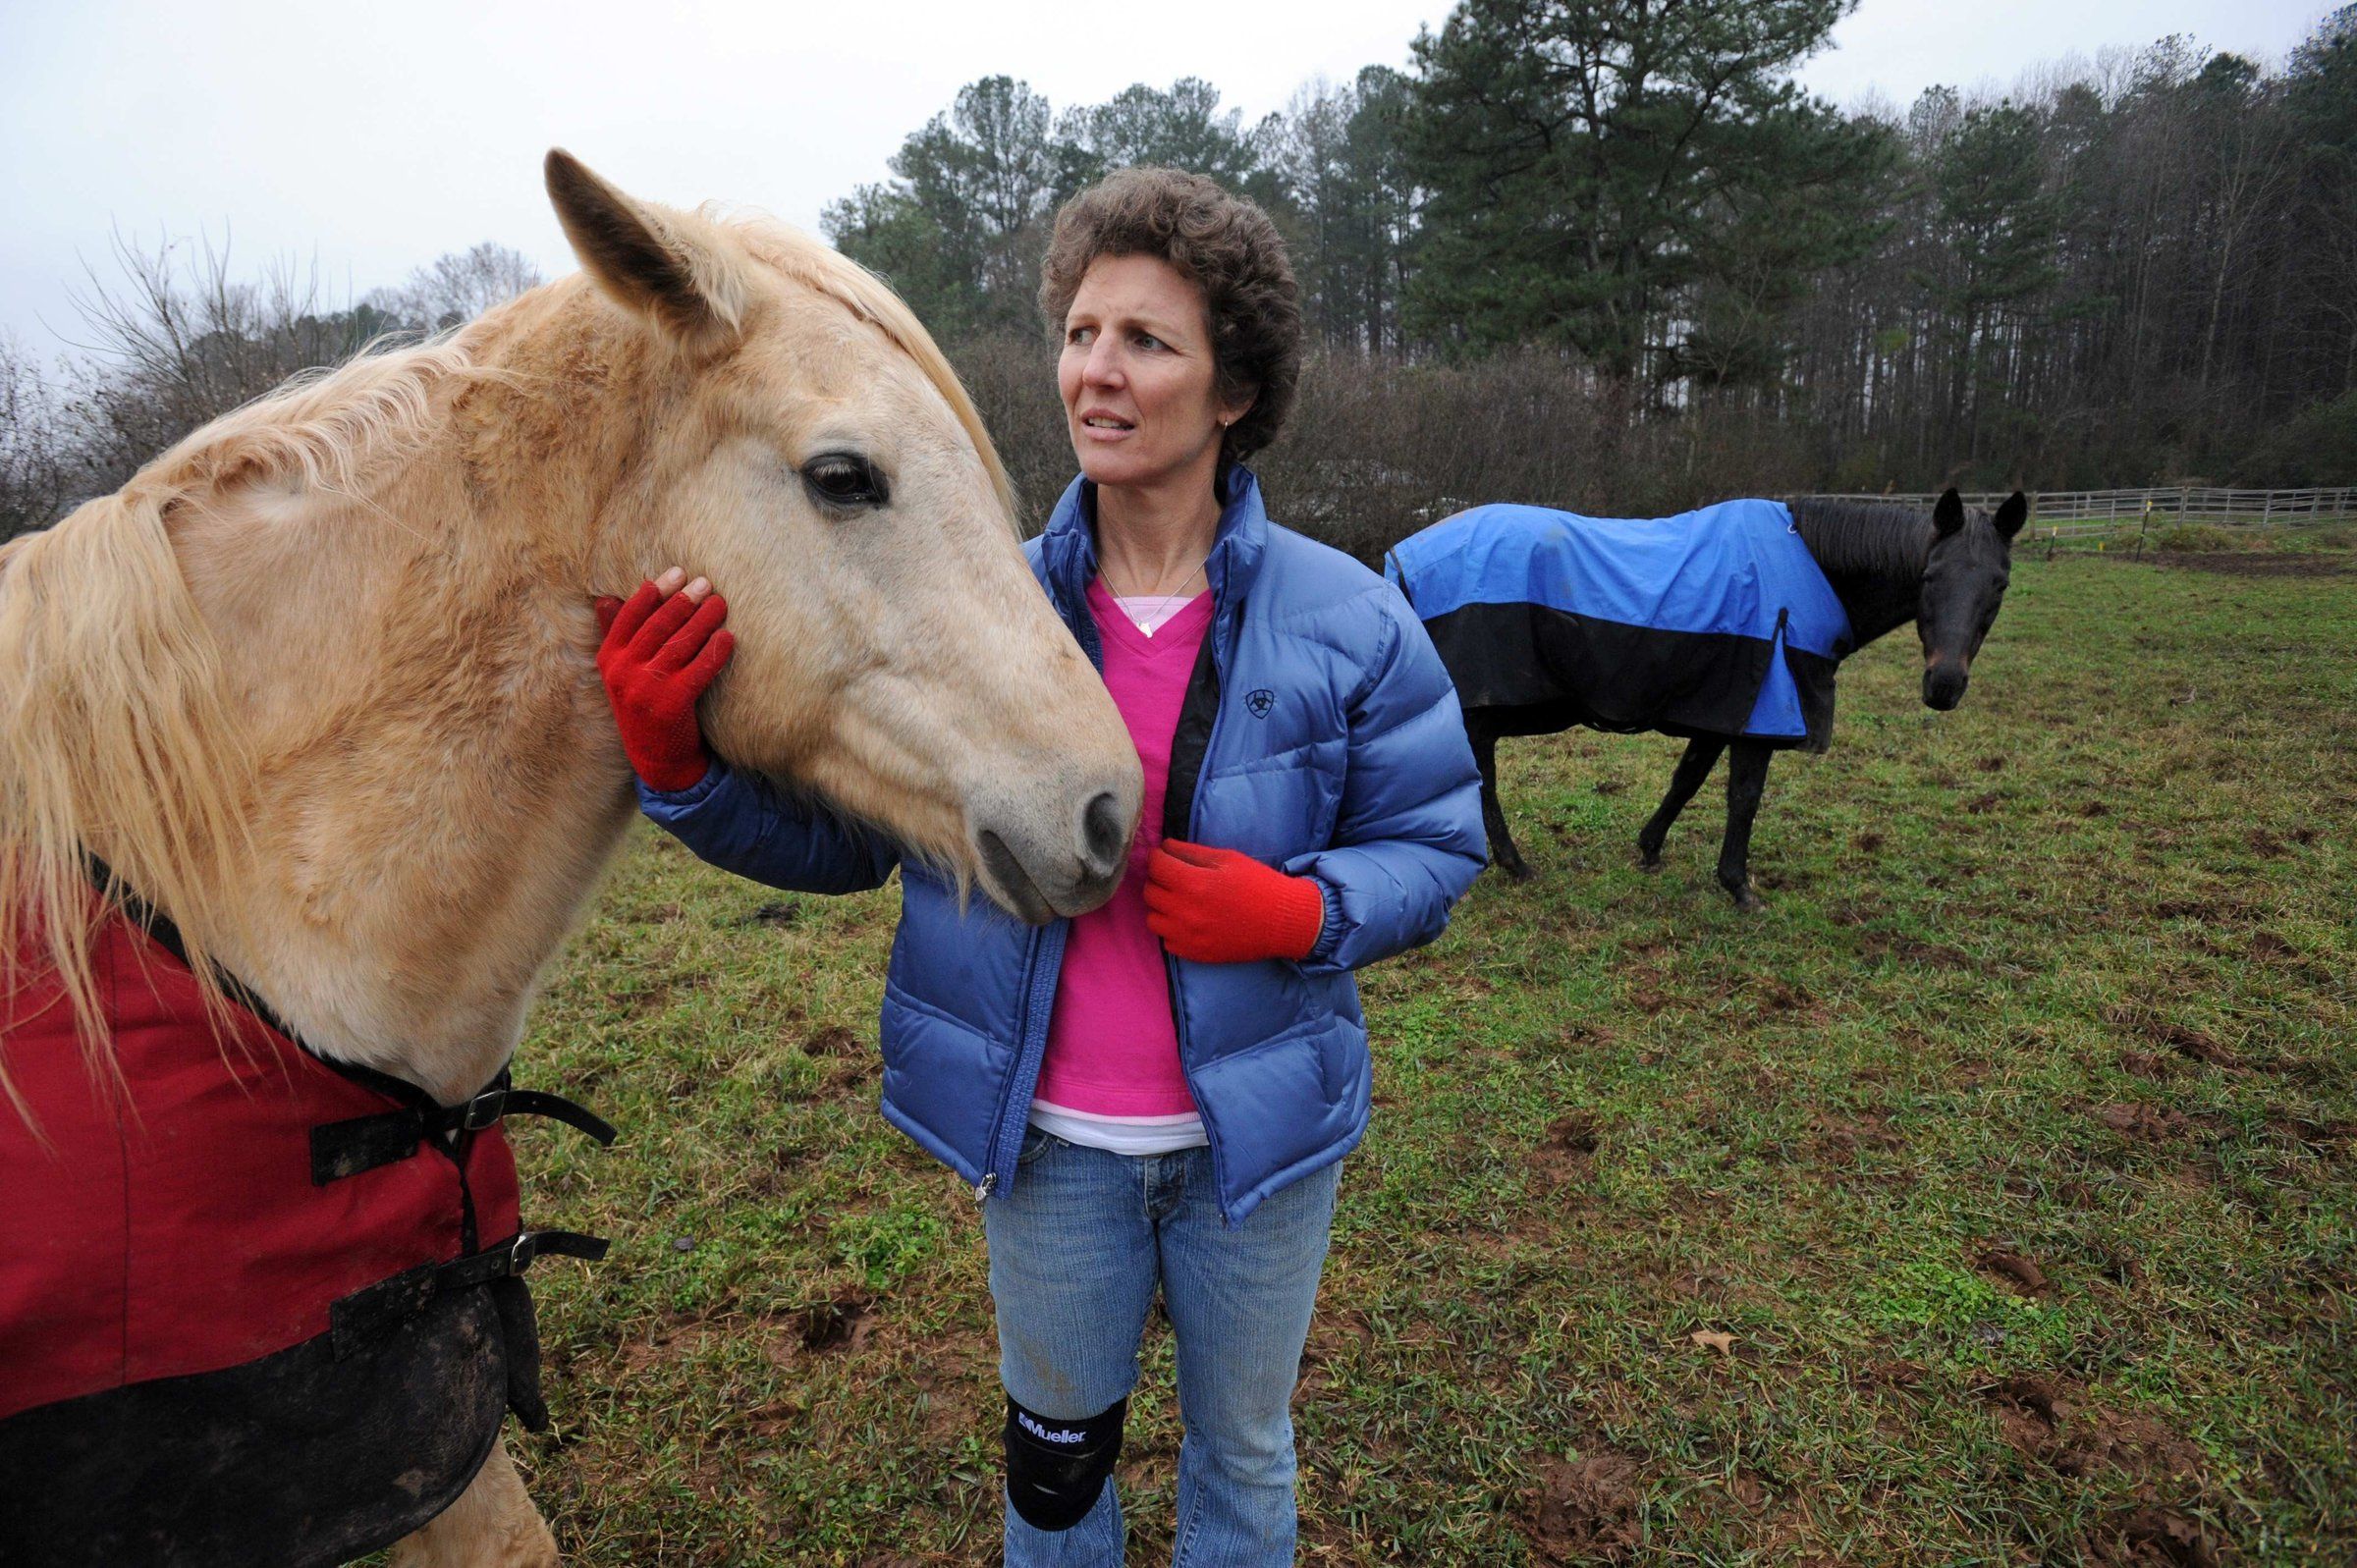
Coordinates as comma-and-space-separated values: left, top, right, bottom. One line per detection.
977, 921, 1067, 1202
977, 560, 1103, 1202
1165, 596, 1239, 1219
972, 922, 1039, 1202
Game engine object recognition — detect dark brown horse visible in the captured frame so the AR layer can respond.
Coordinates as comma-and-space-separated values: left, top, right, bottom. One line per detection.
1457, 489, 2026, 908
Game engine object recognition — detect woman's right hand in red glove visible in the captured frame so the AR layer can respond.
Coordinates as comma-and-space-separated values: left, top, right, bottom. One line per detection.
593, 567, 735, 792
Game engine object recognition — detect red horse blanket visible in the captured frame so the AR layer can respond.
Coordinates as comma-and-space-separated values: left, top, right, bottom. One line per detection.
0, 900, 608, 1567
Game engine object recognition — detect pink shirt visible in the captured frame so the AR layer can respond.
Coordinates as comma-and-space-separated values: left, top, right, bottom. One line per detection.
1031, 580, 1215, 1117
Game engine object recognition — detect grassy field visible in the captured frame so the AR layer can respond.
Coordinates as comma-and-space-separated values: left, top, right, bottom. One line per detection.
497, 543, 2354, 1566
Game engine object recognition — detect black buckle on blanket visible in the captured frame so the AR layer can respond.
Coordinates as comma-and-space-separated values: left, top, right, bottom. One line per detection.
460, 1087, 511, 1132
330, 1229, 610, 1359
309, 1074, 618, 1185
458, 1086, 617, 1146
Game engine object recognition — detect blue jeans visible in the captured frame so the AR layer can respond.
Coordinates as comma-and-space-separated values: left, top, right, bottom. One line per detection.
986, 1129, 1342, 1568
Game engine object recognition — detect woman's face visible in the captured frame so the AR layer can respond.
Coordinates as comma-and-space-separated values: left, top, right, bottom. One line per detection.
1058, 253, 1251, 495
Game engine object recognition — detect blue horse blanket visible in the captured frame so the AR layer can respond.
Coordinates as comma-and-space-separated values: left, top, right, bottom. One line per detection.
1385, 500, 1854, 749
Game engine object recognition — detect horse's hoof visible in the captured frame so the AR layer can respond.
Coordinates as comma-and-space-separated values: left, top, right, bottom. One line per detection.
1730, 888, 1766, 913
1495, 860, 1536, 884
1637, 850, 1663, 873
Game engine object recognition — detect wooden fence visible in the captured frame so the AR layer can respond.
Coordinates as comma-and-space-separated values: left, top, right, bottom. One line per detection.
1803, 487, 2356, 548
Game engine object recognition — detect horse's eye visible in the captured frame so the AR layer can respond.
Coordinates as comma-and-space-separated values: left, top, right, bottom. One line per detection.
800, 453, 888, 510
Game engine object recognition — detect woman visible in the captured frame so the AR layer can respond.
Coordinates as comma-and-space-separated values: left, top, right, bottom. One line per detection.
596, 168, 1483, 1564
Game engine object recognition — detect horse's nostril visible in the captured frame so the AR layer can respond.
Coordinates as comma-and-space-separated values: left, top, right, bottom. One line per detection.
1081, 790, 1129, 874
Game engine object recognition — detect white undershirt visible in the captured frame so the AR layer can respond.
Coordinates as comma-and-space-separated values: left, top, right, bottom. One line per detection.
1115, 592, 1198, 636
1028, 1100, 1209, 1156
1027, 595, 1212, 1159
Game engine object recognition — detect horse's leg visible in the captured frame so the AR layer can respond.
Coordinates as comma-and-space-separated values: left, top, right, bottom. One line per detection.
1636, 735, 1727, 871
1469, 713, 1535, 882
388, 1437, 558, 1568
1716, 741, 1773, 912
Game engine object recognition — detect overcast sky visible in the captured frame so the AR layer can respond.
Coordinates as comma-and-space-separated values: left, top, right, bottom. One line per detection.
0, 0, 2334, 357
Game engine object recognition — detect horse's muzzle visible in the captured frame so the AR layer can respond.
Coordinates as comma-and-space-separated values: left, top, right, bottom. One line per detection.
973, 784, 1138, 924
1922, 664, 1969, 711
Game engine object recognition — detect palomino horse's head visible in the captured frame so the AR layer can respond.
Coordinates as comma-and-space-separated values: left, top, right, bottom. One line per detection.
1917, 488, 2026, 712
540, 152, 1139, 921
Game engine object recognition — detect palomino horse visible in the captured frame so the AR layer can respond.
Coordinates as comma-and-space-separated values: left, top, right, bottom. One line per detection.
1393, 489, 2023, 908
0, 151, 1140, 1566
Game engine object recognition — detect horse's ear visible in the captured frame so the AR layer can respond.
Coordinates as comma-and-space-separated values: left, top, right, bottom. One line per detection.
1934, 488, 1965, 537
1994, 491, 2029, 539
544, 149, 741, 346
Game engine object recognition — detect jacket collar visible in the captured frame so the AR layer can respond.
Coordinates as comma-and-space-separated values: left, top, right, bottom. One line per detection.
1041, 465, 1270, 617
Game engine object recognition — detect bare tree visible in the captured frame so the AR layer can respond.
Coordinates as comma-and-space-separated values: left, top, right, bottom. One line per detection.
0, 336, 72, 540
365, 243, 543, 331
11, 232, 548, 528
52, 226, 385, 496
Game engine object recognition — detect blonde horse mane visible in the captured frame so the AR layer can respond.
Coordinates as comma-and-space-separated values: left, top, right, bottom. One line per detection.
1, 205, 1012, 1117
0, 340, 479, 1109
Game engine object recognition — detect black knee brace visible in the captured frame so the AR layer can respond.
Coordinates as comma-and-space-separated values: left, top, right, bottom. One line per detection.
1004, 1394, 1126, 1532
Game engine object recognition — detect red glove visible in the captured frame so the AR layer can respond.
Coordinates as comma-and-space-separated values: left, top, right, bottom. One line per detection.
593, 580, 735, 791
1142, 840, 1327, 964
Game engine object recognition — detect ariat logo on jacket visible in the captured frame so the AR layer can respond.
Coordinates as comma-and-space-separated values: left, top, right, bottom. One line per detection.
1245, 688, 1276, 718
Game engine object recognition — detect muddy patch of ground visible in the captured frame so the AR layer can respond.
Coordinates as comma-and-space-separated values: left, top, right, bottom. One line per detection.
786, 1290, 877, 1356
2104, 1002, 2243, 1070
2103, 1506, 2227, 1567
1809, 1110, 1903, 1166
2091, 1102, 2197, 1142
800, 1024, 861, 1056
1517, 1450, 1648, 1565
1859, 931, 1983, 971
1530, 1110, 1603, 1189
1977, 1247, 2051, 1296
1977, 1377, 2223, 1566
610, 1310, 721, 1379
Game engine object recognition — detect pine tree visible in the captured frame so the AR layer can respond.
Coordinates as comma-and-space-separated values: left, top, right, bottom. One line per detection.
1402, 0, 1870, 381
1924, 104, 2057, 458
1279, 67, 1418, 351
824, 77, 1062, 336
1056, 79, 1280, 204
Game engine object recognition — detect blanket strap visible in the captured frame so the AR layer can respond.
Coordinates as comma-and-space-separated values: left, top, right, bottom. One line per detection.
329, 1229, 610, 1361
309, 1074, 617, 1185
76, 853, 619, 1184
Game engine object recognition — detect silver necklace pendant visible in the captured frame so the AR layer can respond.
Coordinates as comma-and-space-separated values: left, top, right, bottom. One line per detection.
1106, 552, 1205, 644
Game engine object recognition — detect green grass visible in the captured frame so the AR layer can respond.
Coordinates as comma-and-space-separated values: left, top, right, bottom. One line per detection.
501, 550, 2355, 1565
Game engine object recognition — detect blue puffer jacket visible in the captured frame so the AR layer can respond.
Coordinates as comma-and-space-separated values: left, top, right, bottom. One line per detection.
640, 469, 1485, 1222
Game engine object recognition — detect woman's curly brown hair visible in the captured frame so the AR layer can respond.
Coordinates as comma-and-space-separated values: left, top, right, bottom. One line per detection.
1039, 167, 1301, 468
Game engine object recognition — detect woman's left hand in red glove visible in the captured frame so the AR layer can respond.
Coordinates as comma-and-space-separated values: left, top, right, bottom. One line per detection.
1143, 839, 1327, 964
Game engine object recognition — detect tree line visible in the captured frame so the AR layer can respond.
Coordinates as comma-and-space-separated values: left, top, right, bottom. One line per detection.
8, 2, 2352, 548
827, 1, 2357, 500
